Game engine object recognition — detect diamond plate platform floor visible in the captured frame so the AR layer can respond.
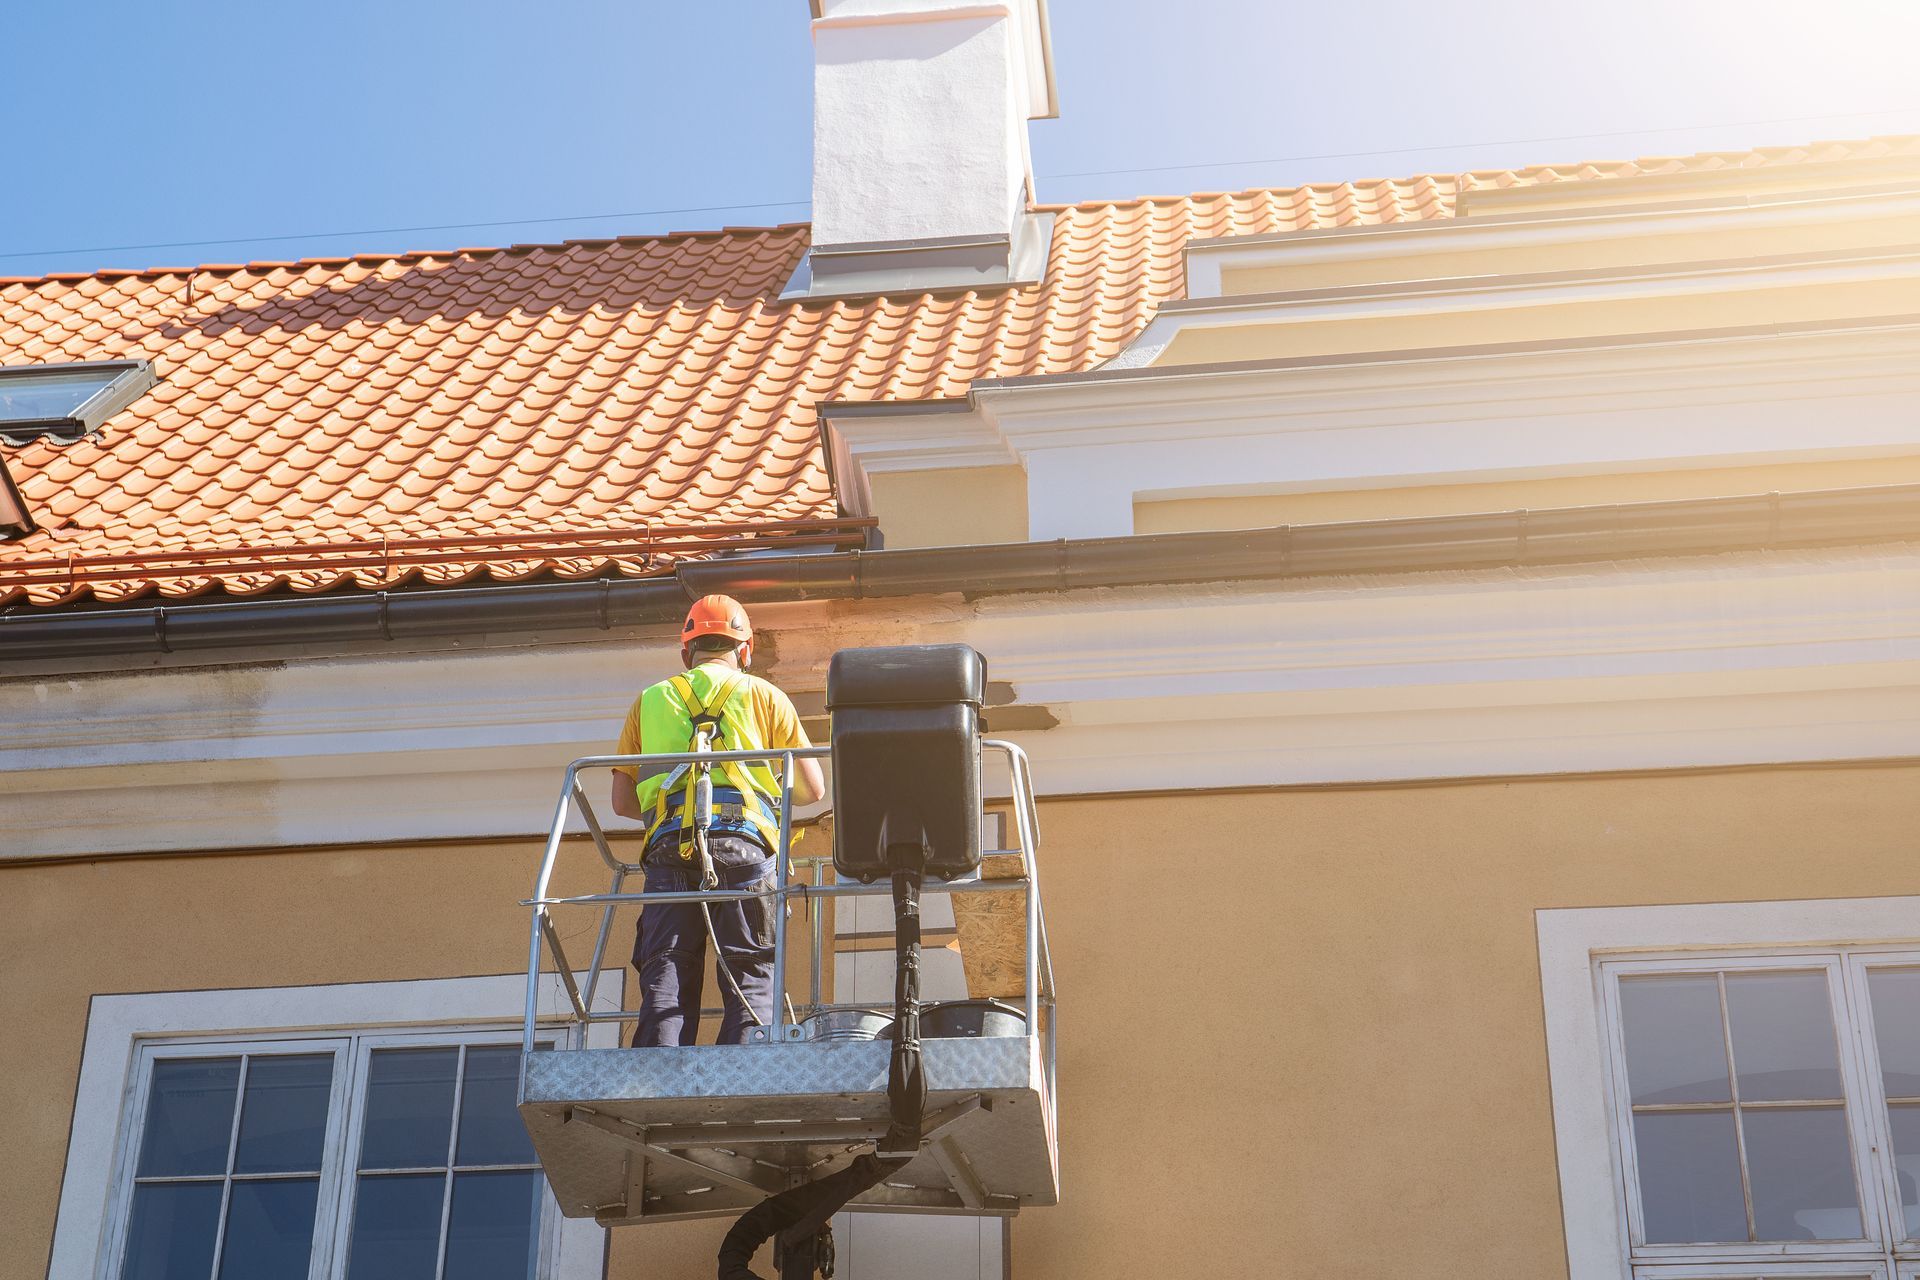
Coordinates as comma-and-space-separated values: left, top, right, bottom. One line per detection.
520, 1037, 1058, 1225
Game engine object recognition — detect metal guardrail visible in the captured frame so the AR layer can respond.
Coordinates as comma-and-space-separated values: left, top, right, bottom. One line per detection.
521, 740, 1057, 1095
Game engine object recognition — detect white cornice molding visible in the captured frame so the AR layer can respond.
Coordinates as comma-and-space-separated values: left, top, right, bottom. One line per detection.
1181, 181, 1920, 300
835, 323, 1920, 538
824, 401, 1015, 475
8, 544, 1920, 857
1116, 243, 1920, 374
969, 321, 1920, 450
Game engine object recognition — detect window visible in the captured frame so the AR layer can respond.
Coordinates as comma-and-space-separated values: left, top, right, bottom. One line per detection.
1596, 948, 1920, 1277
106, 1030, 554, 1280
0, 358, 155, 445
1538, 897, 1920, 1280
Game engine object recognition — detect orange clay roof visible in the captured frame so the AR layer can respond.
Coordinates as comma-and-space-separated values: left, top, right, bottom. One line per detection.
1, 136, 1913, 608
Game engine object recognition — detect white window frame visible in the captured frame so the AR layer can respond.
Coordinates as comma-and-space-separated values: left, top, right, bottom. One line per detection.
326, 1027, 555, 1280
104, 1036, 356, 1280
47, 973, 611, 1280
1539, 895, 1920, 1280
1599, 952, 1895, 1265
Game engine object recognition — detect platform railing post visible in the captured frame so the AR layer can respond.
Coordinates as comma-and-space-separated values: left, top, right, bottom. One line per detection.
998, 743, 1043, 1029
526, 775, 576, 1060
767, 750, 795, 1038
809, 857, 826, 1013
581, 865, 624, 1019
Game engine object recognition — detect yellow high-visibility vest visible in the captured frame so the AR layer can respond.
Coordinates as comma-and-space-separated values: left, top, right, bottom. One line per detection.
636, 669, 783, 855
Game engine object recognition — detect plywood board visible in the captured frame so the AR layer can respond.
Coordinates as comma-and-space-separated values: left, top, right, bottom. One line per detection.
950, 854, 1028, 1000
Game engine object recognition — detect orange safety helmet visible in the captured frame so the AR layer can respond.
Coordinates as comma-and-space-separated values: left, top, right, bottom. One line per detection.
681, 593, 753, 661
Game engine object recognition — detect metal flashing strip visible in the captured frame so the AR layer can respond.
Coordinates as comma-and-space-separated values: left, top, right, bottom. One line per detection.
6, 481, 1920, 666
785, 212, 1055, 301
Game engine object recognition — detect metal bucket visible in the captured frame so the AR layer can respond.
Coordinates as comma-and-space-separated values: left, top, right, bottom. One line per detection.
801, 1008, 895, 1042
920, 998, 1027, 1039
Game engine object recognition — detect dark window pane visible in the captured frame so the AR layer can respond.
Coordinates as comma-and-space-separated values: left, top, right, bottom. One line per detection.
1742, 1106, 1862, 1240
1619, 975, 1731, 1105
1889, 1102, 1920, 1238
217, 1178, 319, 1280
456, 1048, 534, 1167
360, 1048, 457, 1170
1868, 967, 1920, 1097
1725, 971, 1844, 1101
121, 1182, 221, 1280
138, 1058, 241, 1177
234, 1055, 333, 1175
345, 1173, 445, 1280
1633, 1109, 1748, 1243
445, 1171, 542, 1280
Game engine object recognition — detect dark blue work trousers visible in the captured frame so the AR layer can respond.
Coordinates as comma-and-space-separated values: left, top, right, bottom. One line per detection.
631, 833, 778, 1047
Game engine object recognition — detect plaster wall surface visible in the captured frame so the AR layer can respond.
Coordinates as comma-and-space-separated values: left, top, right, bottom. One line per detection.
1132, 453, 1920, 534
867, 463, 1029, 547
13, 765, 1920, 1279
811, 6, 1028, 248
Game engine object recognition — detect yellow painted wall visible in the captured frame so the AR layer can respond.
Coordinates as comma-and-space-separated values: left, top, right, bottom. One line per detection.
867, 465, 1028, 549
1133, 454, 1920, 534
13, 762, 1920, 1278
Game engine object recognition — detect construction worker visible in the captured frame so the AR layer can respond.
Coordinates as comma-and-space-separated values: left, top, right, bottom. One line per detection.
610, 595, 824, 1047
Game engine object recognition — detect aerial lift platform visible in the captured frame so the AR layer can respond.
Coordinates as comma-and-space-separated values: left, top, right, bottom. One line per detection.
515, 645, 1058, 1264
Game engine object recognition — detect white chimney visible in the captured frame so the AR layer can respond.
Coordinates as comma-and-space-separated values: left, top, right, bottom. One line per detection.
794, 0, 1058, 297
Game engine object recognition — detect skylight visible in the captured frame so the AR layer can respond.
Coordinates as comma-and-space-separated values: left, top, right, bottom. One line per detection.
0, 359, 155, 446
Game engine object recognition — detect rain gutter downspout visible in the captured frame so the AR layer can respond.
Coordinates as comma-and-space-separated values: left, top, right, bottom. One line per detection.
5, 482, 1920, 665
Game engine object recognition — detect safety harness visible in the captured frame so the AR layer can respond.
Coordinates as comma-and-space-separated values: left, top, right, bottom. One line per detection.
643, 671, 782, 858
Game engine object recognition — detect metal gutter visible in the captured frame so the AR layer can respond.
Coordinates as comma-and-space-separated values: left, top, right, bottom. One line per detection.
7, 482, 1920, 666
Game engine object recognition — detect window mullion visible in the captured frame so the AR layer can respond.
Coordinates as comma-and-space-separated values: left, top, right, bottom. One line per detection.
433, 1043, 468, 1280
1842, 951, 1915, 1253
309, 1039, 356, 1280
204, 1053, 252, 1280
1716, 972, 1760, 1244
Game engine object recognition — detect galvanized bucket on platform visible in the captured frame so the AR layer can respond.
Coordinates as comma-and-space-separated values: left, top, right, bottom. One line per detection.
801, 1008, 895, 1041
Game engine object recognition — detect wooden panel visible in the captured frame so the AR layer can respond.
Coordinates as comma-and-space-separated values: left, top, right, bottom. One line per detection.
950, 854, 1029, 1000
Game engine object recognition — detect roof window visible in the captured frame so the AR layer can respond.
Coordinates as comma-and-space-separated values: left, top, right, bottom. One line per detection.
0, 359, 156, 446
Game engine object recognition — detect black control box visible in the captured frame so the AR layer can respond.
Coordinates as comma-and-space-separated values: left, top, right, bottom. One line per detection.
827, 644, 986, 883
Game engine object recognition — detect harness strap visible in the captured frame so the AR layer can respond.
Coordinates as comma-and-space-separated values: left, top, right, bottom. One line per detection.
644, 671, 782, 855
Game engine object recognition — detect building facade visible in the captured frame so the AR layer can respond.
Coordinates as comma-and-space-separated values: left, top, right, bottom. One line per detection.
7, 3, 1920, 1278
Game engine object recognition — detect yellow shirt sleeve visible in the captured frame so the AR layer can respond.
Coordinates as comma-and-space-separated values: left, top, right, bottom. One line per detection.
611, 694, 645, 779
754, 679, 811, 750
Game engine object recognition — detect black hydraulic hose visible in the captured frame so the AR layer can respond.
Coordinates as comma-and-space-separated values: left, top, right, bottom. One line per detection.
717, 850, 928, 1280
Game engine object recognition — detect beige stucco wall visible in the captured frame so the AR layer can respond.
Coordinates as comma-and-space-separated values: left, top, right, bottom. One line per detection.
12, 761, 1920, 1278
1133, 454, 1920, 534
867, 465, 1029, 549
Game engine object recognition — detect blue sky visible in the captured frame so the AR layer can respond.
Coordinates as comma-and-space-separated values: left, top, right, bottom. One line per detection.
4, 0, 1919, 279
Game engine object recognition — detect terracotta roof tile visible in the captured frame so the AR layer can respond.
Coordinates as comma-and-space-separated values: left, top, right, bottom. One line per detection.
3, 136, 1914, 606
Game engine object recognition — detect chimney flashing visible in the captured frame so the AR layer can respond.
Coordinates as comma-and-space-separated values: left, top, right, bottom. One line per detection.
783, 210, 1054, 300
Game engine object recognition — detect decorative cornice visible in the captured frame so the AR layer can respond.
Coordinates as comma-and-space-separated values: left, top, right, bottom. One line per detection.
1180, 180, 1920, 299
8, 543, 1920, 858
970, 319, 1920, 451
